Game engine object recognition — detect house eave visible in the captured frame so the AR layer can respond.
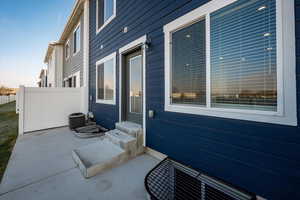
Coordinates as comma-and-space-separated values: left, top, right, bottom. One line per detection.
58, 0, 85, 44
44, 0, 86, 64
43, 42, 62, 63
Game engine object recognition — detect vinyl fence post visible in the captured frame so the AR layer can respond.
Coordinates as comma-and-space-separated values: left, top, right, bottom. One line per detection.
18, 86, 25, 135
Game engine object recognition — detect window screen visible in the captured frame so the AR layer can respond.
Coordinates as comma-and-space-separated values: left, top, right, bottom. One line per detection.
68, 78, 72, 88
171, 19, 206, 105
97, 59, 114, 101
97, 63, 104, 100
210, 0, 277, 111
73, 76, 77, 88
97, 0, 104, 29
73, 26, 80, 54
97, 0, 114, 29
104, 0, 114, 22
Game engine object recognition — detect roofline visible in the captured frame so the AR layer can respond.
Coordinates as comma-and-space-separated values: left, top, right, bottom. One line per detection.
58, 0, 85, 43
43, 42, 62, 63
44, 0, 86, 63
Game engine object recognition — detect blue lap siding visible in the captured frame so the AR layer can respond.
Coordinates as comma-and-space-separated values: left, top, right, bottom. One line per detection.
89, 0, 300, 199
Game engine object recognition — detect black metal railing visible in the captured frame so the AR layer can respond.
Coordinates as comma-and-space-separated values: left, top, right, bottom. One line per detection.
145, 157, 256, 200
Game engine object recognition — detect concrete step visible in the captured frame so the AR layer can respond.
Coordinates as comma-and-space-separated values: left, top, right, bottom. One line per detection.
106, 129, 137, 156
115, 121, 142, 138
72, 138, 127, 178
115, 121, 144, 155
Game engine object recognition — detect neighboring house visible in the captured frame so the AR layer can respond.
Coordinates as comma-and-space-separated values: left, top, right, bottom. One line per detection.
44, 42, 63, 88
40, 0, 299, 199
43, 3, 85, 89
61, 10, 84, 88
38, 69, 47, 88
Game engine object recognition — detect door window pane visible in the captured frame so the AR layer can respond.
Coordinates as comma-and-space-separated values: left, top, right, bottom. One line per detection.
210, 0, 277, 111
129, 55, 142, 114
171, 19, 206, 105
73, 76, 76, 88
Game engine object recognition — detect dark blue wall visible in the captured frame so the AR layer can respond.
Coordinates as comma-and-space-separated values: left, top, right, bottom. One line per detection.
89, 0, 300, 199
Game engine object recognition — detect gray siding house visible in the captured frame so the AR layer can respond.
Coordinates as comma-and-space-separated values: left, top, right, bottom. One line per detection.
43, 1, 87, 89
63, 13, 84, 88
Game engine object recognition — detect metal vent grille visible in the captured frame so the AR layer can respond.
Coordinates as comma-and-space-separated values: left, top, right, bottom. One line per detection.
145, 158, 256, 200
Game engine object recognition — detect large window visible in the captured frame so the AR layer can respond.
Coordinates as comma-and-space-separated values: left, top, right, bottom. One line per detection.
73, 23, 81, 55
96, 0, 116, 33
96, 52, 116, 104
164, 0, 297, 126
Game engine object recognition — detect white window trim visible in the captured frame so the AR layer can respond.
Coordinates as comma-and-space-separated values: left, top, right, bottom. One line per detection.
73, 71, 80, 88
63, 71, 80, 88
118, 35, 147, 146
65, 39, 70, 60
73, 22, 81, 56
96, 0, 116, 34
163, 0, 297, 126
96, 52, 116, 105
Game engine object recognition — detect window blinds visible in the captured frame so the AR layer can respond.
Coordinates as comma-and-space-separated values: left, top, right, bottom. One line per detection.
171, 19, 206, 105
210, 0, 277, 111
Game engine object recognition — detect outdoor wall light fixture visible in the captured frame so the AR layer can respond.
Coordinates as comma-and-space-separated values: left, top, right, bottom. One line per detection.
257, 5, 267, 11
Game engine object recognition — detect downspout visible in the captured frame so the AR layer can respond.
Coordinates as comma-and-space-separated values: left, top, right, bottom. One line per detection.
82, 0, 90, 114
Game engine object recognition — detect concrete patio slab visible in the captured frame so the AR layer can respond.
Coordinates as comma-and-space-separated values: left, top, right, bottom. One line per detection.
0, 127, 159, 200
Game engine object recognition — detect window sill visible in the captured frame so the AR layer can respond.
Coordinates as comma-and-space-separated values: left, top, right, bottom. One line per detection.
96, 99, 115, 105
165, 104, 297, 126
96, 14, 116, 35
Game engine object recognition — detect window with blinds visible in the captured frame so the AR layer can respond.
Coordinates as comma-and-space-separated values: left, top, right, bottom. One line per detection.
168, 0, 277, 112
164, 0, 296, 125
210, 0, 277, 111
171, 19, 206, 106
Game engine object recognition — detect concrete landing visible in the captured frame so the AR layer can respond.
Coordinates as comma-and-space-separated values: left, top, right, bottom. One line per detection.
72, 139, 126, 178
106, 129, 136, 152
72, 121, 144, 178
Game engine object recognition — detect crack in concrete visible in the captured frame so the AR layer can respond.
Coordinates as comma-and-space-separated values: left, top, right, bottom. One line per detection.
0, 166, 77, 197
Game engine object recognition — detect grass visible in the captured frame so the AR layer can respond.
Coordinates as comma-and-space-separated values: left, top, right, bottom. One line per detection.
0, 102, 18, 182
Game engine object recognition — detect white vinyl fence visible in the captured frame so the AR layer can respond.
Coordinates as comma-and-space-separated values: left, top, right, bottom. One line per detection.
18, 86, 84, 135
0, 95, 16, 105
